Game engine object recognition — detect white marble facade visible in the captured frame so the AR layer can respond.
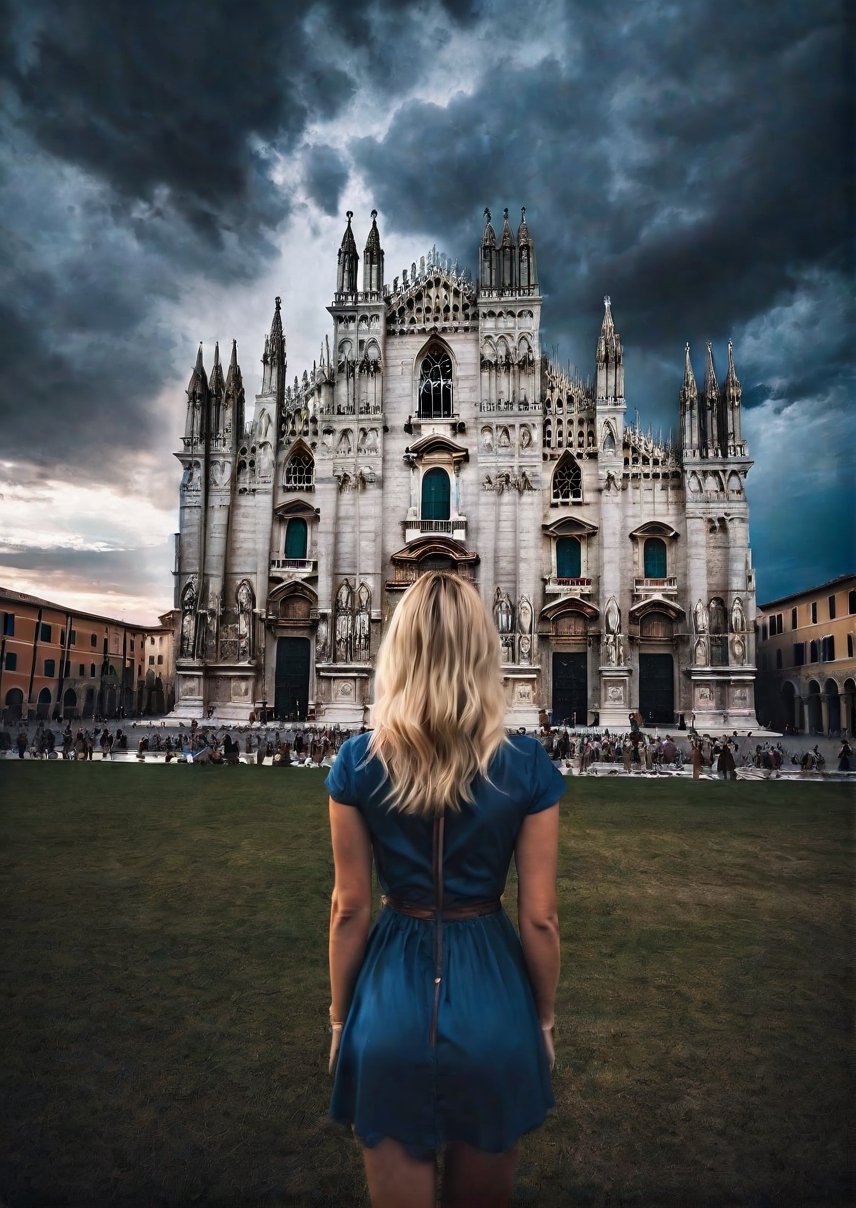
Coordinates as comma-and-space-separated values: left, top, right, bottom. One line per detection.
172, 209, 757, 728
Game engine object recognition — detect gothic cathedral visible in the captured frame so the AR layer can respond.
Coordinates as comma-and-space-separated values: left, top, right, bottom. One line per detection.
173, 208, 756, 728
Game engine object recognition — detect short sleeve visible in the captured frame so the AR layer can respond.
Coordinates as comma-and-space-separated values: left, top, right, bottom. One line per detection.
527, 739, 568, 814
324, 738, 361, 807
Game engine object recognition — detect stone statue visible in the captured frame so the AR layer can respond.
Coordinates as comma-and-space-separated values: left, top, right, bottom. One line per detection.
731, 596, 745, 633
520, 425, 532, 448
694, 599, 709, 634
335, 579, 354, 663
355, 582, 371, 662
316, 614, 329, 662
731, 636, 746, 664
695, 636, 708, 665
517, 595, 532, 636
180, 580, 197, 658
709, 597, 727, 634
236, 580, 254, 661
605, 596, 621, 636
493, 587, 514, 634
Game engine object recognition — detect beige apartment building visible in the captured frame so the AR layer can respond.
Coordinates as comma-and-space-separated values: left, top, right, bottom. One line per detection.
0, 587, 174, 725
755, 574, 855, 735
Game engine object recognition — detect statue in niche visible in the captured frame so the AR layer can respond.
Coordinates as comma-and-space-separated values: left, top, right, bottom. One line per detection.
605, 597, 621, 636
517, 470, 533, 492
498, 427, 511, 448
357, 428, 367, 453
481, 427, 493, 451
316, 614, 330, 662
695, 636, 709, 665
258, 411, 271, 440
694, 599, 709, 634
731, 596, 746, 633
354, 583, 372, 662
335, 579, 354, 663
709, 597, 727, 634
364, 428, 379, 453
236, 580, 254, 661
519, 635, 532, 664
731, 636, 746, 664
337, 429, 353, 456
321, 427, 333, 451
603, 596, 622, 666
519, 425, 532, 448
180, 580, 197, 658
517, 595, 532, 637
493, 588, 514, 635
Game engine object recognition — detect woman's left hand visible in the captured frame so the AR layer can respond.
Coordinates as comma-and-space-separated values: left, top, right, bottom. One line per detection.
328, 1026, 343, 1075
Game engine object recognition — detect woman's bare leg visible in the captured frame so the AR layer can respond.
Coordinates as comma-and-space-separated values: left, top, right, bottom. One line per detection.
441, 1141, 519, 1208
361, 1137, 435, 1208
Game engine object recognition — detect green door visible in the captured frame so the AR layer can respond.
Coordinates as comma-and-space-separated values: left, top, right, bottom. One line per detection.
275, 637, 310, 721
552, 653, 587, 726
421, 468, 450, 520
639, 654, 674, 724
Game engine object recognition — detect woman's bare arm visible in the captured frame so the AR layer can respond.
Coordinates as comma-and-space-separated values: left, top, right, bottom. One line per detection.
328, 797, 373, 1023
515, 804, 560, 1025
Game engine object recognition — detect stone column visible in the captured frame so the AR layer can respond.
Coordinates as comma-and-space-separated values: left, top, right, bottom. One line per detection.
821, 693, 830, 736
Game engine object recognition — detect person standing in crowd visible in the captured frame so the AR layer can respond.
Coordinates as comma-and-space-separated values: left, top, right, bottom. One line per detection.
325, 571, 564, 1208
838, 740, 852, 772
690, 741, 703, 780
717, 742, 737, 781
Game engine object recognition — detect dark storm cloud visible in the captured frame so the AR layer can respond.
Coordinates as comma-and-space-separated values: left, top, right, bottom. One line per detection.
356, 0, 850, 404
0, 0, 478, 483
303, 144, 349, 217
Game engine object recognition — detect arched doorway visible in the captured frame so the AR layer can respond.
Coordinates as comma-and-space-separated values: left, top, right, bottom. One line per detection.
83, 688, 95, 719
63, 688, 78, 718
806, 681, 822, 733
36, 687, 51, 720
638, 611, 675, 724
823, 678, 840, 735
275, 638, 310, 721
780, 681, 800, 733
844, 679, 856, 737
5, 687, 23, 723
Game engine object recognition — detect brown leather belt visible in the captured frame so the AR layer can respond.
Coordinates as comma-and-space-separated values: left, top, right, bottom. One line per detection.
381, 895, 502, 921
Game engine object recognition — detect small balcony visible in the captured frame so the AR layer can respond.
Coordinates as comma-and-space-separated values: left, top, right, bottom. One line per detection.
545, 576, 593, 596
270, 557, 317, 578
403, 516, 468, 543
634, 576, 678, 595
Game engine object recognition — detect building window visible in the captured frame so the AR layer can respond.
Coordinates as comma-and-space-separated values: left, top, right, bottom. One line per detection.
157, 654, 164, 665
285, 518, 308, 559
148, 656, 155, 665
60, 630, 65, 646
848, 634, 854, 658
828, 595, 836, 620
69, 629, 76, 645
791, 608, 798, 630
761, 623, 768, 642
78, 664, 85, 676
418, 347, 454, 418
2, 613, 14, 636
284, 450, 314, 489
421, 468, 451, 520
150, 636, 155, 646
44, 659, 56, 677
811, 601, 817, 624
5, 652, 17, 671
643, 538, 667, 578
91, 634, 97, 647
849, 589, 856, 615
63, 659, 70, 676
775, 649, 782, 669
556, 537, 582, 578
40, 623, 51, 642
821, 635, 835, 662
552, 454, 582, 503
793, 642, 805, 666
90, 663, 96, 677
808, 640, 818, 663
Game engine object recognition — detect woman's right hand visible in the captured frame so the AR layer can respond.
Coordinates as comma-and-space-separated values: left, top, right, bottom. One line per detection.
541, 1023, 555, 1071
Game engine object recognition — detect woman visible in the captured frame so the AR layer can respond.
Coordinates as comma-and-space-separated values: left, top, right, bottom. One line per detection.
326, 572, 565, 1208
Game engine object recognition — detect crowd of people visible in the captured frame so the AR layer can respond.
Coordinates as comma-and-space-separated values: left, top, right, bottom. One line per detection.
5, 718, 853, 776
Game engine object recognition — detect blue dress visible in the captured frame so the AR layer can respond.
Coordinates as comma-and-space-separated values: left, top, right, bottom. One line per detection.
324, 732, 567, 1158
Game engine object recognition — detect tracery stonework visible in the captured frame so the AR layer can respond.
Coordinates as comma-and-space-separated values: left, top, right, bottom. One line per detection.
172, 208, 756, 724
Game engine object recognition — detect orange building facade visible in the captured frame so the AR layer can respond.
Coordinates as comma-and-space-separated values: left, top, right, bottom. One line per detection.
0, 588, 174, 725
755, 574, 855, 735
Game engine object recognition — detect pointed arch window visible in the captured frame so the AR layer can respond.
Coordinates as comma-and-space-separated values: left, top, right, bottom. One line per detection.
284, 518, 308, 559
643, 538, 667, 578
552, 455, 582, 503
418, 348, 454, 418
421, 467, 450, 520
556, 537, 581, 578
284, 450, 314, 489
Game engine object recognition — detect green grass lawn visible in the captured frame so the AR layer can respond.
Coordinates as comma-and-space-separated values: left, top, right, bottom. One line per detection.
0, 765, 852, 1208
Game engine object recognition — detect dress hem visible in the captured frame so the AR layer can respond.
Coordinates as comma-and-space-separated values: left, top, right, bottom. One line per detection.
326, 1106, 554, 1162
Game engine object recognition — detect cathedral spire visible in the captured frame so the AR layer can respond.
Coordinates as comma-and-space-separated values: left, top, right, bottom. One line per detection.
723, 339, 743, 453
480, 206, 497, 291
703, 341, 723, 456
595, 296, 623, 405
337, 210, 359, 296
184, 343, 209, 444
499, 207, 516, 292
207, 340, 224, 437
362, 208, 384, 296
517, 205, 538, 293
261, 296, 286, 397
680, 342, 700, 454
224, 338, 245, 444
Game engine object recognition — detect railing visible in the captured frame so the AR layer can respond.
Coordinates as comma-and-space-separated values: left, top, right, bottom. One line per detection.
545, 576, 592, 595
270, 558, 316, 574
634, 577, 678, 592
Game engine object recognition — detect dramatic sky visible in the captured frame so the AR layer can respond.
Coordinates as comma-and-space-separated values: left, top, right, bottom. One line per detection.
0, 0, 851, 623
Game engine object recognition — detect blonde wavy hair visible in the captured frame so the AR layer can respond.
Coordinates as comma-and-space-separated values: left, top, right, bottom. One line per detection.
366, 571, 509, 815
